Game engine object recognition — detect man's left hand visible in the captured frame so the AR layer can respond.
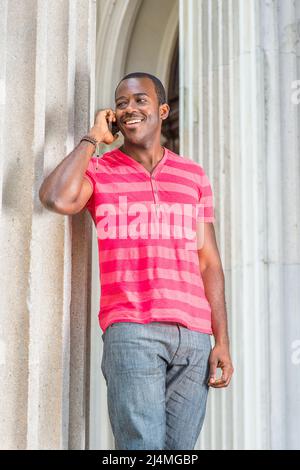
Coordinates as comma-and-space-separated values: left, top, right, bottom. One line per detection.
208, 344, 234, 388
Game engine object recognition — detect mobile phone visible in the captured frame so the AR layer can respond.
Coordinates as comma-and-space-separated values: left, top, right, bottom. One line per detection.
108, 119, 120, 136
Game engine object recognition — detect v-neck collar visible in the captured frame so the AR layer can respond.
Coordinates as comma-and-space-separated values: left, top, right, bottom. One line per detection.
114, 146, 169, 178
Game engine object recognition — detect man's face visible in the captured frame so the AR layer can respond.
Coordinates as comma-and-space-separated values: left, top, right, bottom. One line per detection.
114, 77, 169, 144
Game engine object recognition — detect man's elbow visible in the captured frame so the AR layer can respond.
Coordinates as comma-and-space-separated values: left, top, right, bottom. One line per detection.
39, 195, 60, 213
39, 184, 71, 214
40, 194, 82, 215
38, 185, 54, 209
199, 257, 223, 275
38, 186, 59, 211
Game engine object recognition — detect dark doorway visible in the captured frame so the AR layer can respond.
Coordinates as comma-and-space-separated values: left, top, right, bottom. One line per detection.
162, 34, 179, 154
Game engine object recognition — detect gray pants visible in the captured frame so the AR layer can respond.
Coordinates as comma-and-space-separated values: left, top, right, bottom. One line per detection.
101, 321, 212, 450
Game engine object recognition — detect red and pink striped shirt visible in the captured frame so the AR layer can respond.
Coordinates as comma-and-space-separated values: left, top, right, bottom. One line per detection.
83, 146, 215, 335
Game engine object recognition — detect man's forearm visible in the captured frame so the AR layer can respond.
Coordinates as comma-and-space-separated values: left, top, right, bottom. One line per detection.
201, 264, 230, 345
39, 126, 103, 207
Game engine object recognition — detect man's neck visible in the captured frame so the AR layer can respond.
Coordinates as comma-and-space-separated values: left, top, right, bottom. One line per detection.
119, 141, 165, 172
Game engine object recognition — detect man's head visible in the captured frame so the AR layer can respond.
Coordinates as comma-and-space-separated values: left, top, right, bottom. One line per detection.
114, 72, 170, 144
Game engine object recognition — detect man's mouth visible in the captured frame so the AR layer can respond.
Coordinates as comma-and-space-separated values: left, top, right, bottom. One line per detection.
123, 118, 145, 128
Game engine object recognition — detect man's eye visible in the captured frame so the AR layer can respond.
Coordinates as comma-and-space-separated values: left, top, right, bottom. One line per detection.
117, 99, 146, 107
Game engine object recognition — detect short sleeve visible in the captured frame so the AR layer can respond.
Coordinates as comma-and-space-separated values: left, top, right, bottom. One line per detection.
82, 157, 97, 213
195, 166, 215, 223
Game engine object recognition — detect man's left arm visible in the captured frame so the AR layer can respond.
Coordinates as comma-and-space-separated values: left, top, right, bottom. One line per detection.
197, 222, 234, 388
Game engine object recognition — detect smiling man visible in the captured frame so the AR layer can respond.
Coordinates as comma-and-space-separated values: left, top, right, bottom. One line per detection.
39, 72, 234, 450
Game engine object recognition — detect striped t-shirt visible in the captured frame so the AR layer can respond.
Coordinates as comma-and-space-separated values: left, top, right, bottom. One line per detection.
83, 146, 215, 335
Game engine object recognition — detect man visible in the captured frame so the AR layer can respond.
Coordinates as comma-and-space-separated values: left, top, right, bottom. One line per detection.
39, 72, 234, 450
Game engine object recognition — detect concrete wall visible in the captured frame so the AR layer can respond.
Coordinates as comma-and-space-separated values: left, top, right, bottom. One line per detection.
179, 0, 300, 450
0, 0, 96, 449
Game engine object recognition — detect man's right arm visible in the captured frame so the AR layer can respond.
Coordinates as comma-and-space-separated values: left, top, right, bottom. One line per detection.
39, 109, 118, 215
39, 138, 97, 215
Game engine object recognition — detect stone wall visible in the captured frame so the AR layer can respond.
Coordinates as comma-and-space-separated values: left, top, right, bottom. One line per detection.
0, 0, 96, 450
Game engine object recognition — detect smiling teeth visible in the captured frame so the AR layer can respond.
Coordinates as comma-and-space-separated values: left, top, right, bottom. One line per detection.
126, 119, 142, 124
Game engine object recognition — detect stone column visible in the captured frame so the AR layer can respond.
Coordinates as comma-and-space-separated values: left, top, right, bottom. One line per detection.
0, 0, 96, 449
179, 0, 300, 450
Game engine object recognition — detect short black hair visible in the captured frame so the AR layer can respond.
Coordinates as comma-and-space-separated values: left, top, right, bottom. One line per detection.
115, 72, 167, 106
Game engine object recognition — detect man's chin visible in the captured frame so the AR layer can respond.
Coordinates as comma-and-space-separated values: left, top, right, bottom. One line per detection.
123, 134, 146, 144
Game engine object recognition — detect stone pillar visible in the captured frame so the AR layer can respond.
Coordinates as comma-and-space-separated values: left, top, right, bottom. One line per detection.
179, 0, 300, 450
0, 0, 96, 449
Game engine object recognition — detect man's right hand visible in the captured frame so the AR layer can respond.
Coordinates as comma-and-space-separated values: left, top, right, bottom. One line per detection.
89, 108, 119, 145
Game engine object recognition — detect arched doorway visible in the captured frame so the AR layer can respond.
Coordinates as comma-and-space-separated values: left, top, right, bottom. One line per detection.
89, 0, 179, 449
162, 35, 179, 154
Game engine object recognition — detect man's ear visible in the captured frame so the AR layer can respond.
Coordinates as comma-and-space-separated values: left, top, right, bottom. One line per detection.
160, 103, 170, 121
